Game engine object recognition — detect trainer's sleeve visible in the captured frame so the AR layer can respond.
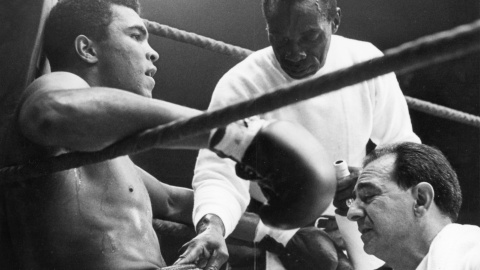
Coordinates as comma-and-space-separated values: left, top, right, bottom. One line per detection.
192, 64, 258, 236
367, 45, 421, 145
193, 149, 251, 236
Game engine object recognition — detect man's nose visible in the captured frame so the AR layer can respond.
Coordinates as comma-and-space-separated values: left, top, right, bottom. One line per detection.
146, 44, 159, 62
284, 44, 306, 62
346, 199, 364, 222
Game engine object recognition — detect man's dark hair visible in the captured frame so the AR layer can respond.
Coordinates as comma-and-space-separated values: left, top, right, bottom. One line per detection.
262, 0, 337, 23
44, 0, 140, 70
364, 142, 462, 222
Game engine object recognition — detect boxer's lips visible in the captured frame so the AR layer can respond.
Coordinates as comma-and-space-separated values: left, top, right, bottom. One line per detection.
145, 67, 157, 88
145, 66, 157, 77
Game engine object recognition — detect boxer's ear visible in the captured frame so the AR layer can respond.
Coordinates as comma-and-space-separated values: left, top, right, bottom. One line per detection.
331, 8, 341, 34
75, 35, 98, 64
412, 182, 434, 217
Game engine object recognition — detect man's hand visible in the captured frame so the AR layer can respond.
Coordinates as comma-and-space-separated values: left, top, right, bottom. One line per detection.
174, 214, 228, 270
333, 167, 361, 216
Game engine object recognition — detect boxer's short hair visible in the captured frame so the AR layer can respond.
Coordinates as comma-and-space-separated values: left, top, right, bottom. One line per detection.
44, 0, 140, 70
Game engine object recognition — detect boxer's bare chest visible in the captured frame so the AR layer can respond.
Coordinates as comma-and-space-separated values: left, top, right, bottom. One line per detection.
1, 121, 161, 268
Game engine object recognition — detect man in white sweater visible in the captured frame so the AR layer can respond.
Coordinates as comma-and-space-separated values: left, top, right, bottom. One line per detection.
347, 142, 480, 270
192, 0, 420, 269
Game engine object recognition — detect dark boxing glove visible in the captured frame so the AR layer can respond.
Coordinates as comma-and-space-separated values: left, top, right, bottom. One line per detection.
257, 226, 353, 270
210, 118, 336, 229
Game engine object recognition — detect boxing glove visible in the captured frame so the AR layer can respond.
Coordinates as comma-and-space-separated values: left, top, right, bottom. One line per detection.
257, 226, 353, 270
210, 118, 336, 229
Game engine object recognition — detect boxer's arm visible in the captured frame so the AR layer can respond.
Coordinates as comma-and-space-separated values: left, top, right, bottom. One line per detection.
18, 72, 208, 152
137, 166, 229, 269
137, 166, 194, 225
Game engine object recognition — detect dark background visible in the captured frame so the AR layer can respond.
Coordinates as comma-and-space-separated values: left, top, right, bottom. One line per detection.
132, 0, 480, 225
0, 1, 477, 267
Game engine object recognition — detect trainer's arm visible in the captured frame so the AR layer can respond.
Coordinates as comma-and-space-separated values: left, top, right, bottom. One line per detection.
18, 72, 209, 152
192, 63, 259, 237
367, 47, 421, 145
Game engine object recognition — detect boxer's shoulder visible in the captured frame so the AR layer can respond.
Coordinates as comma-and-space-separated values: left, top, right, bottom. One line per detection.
24, 72, 90, 98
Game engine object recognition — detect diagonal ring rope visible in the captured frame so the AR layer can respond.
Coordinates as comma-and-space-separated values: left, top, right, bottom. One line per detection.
1, 19, 480, 184
144, 20, 252, 60
405, 96, 480, 126
160, 265, 200, 270
145, 19, 480, 127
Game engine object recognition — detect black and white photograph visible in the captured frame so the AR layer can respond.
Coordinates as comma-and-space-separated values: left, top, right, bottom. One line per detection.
0, 0, 479, 269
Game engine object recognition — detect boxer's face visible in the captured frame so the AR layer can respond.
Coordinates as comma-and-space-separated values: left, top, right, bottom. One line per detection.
267, 1, 339, 79
347, 155, 417, 260
95, 4, 159, 98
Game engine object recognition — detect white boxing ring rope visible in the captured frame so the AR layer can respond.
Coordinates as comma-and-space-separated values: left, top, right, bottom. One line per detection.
144, 19, 480, 128
0, 19, 479, 184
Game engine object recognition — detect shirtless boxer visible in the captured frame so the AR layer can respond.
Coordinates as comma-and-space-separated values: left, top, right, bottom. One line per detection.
0, 0, 335, 269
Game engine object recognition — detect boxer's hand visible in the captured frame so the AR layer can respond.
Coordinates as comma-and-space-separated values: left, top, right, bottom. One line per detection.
174, 214, 228, 270
333, 166, 360, 216
210, 119, 336, 230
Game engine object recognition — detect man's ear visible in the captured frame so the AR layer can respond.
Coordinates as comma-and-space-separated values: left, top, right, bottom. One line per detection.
75, 35, 98, 64
412, 182, 434, 217
331, 7, 341, 34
